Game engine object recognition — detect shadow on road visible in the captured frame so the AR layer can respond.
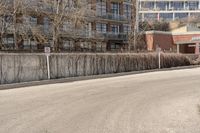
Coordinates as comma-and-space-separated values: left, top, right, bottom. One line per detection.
198, 104, 200, 116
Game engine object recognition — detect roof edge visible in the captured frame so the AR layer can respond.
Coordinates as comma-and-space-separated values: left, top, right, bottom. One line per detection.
145, 30, 200, 35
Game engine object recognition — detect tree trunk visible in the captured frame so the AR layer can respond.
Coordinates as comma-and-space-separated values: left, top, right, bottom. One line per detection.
129, 0, 139, 52
53, 26, 58, 52
13, 0, 18, 50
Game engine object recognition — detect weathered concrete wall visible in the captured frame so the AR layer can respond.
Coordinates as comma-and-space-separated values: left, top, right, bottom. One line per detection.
0, 53, 191, 84
0, 54, 47, 84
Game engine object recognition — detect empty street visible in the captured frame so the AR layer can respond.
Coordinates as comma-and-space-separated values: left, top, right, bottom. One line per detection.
0, 68, 200, 133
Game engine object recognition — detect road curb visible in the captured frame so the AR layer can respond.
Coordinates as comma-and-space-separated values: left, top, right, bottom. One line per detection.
0, 65, 199, 90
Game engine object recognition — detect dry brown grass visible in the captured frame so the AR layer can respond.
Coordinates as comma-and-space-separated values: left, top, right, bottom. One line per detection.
49, 53, 191, 78
160, 53, 191, 68
186, 55, 200, 65
192, 56, 200, 65
0, 53, 192, 84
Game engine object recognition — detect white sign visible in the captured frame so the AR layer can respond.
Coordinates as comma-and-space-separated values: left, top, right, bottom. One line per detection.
44, 47, 51, 54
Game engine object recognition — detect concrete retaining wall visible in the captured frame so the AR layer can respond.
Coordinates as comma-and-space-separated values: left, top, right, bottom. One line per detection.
0, 53, 191, 84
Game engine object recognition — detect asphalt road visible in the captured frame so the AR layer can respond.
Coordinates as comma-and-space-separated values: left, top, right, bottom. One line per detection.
0, 68, 200, 133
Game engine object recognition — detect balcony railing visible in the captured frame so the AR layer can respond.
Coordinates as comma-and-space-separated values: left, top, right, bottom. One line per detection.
102, 32, 128, 40
98, 13, 129, 22
60, 29, 105, 40
140, 7, 200, 12
3, 23, 129, 41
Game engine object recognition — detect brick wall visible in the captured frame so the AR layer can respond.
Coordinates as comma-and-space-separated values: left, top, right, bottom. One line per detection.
146, 32, 200, 53
146, 32, 174, 51
173, 34, 200, 42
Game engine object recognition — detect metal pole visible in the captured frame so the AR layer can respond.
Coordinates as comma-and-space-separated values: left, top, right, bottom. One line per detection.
158, 49, 161, 69
46, 55, 50, 79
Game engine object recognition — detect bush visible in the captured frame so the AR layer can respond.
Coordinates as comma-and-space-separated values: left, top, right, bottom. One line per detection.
49, 53, 191, 78
0, 53, 191, 84
139, 21, 170, 31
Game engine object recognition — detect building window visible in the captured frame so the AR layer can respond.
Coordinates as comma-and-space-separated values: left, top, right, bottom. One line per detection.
173, 2, 184, 10
111, 43, 120, 50
111, 24, 119, 34
141, 2, 155, 10
160, 13, 173, 21
157, 2, 169, 10
23, 40, 37, 50
124, 4, 131, 19
175, 13, 188, 19
144, 13, 158, 21
96, 23, 107, 33
2, 37, 14, 49
63, 40, 74, 50
188, 1, 199, 10
111, 2, 120, 16
44, 17, 49, 33
123, 24, 131, 33
96, 0, 106, 16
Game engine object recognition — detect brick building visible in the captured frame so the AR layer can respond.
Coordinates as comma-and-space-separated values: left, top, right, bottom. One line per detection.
145, 25, 200, 54
0, 0, 133, 52
90, 0, 132, 51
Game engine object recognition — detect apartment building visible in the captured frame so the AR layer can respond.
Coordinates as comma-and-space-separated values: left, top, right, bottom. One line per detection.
139, 0, 200, 21
0, 0, 133, 52
91, 0, 132, 51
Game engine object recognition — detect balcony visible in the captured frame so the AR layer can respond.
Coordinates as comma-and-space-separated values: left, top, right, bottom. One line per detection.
102, 32, 128, 40
98, 13, 128, 22
61, 29, 128, 41
60, 29, 104, 40
3, 23, 128, 41
140, 1, 200, 12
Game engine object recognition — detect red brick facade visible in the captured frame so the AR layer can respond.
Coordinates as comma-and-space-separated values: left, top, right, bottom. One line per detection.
145, 31, 200, 54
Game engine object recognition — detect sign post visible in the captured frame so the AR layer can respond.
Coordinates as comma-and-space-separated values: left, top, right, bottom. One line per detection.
156, 47, 161, 69
45, 47, 51, 80
195, 43, 200, 55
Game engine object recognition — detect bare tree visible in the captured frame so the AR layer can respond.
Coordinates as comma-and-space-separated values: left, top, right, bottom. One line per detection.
12, 0, 36, 49
38, 0, 92, 52
0, 0, 93, 51
0, 0, 11, 49
128, 0, 139, 52
19, 17, 48, 51
6, 0, 47, 50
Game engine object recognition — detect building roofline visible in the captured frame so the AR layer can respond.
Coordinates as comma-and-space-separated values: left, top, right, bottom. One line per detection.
145, 31, 172, 35
145, 30, 200, 35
